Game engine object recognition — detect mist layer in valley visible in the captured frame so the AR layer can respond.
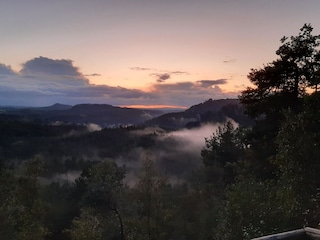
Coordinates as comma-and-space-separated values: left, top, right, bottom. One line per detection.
0, 98, 247, 187
0, 116, 231, 186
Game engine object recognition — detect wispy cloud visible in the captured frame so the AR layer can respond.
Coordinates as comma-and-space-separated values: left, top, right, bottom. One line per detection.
196, 79, 227, 88
130, 67, 156, 71
223, 58, 236, 64
170, 71, 189, 75
150, 70, 189, 83
131, 66, 189, 83
84, 73, 101, 77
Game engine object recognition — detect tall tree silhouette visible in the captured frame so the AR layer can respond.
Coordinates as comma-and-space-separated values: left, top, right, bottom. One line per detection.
240, 24, 320, 124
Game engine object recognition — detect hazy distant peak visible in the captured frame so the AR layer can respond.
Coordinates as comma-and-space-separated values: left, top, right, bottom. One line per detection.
39, 103, 73, 111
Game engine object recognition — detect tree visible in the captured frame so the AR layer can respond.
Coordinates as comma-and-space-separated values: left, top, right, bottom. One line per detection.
240, 24, 320, 123
198, 122, 246, 239
0, 156, 48, 240
220, 93, 320, 240
238, 24, 320, 181
129, 158, 179, 240
41, 182, 81, 240
273, 92, 320, 227
214, 24, 320, 239
134, 158, 157, 240
67, 207, 104, 240
69, 161, 127, 240
217, 179, 295, 240
201, 121, 244, 190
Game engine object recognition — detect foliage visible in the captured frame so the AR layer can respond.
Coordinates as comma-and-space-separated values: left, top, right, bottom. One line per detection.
201, 121, 245, 190
240, 24, 320, 121
70, 161, 127, 240
220, 24, 320, 239
0, 157, 48, 240
67, 208, 104, 240
239, 24, 320, 171
41, 182, 81, 240
273, 92, 320, 227
218, 179, 298, 240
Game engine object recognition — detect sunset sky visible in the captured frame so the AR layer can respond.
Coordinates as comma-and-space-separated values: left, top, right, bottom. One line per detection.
1, 0, 320, 108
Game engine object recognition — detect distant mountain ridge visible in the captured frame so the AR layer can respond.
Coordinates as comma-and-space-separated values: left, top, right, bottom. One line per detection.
0, 103, 163, 127
186, 98, 238, 115
0, 99, 253, 128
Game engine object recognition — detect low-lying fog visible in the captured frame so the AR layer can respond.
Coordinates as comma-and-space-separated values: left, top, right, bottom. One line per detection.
51, 121, 236, 187
121, 122, 236, 186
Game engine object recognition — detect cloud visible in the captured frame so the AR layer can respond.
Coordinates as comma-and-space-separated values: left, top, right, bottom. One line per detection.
149, 70, 189, 83
153, 82, 194, 91
150, 81, 238, 107
0, 64, 17, 76
0, 57, 158, 106
130, 67, 189, 75
196, 79, 227, 88
151, 73, 171, 83
131, 66, 189, 82
223, 58, 236, 64
84, 73, 101, 77
168, 71, 189, 75
130, 67, 156, 71
20, 56, 81, 76
0, 56, 239, 107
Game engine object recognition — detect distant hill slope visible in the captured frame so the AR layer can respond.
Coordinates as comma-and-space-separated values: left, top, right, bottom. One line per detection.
145, 98, 253, 129
0, 103, 163, 127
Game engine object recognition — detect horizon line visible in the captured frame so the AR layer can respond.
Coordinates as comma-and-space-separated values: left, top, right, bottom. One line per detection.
120, 104, 188, 109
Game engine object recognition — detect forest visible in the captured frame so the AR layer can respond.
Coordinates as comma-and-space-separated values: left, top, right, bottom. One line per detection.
1, 24, 320, 240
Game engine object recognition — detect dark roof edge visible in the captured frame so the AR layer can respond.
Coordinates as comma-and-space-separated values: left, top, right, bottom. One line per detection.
252, 228, 306, 240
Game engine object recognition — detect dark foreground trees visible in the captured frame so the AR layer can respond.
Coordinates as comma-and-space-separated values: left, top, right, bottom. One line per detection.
0, 157, 47, 240
218, 94, 320, 239
67, 161, 127, 240
215, 24, 320, 239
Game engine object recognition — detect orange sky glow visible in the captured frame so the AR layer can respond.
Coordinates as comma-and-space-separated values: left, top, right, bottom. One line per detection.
120, 105, 188, 109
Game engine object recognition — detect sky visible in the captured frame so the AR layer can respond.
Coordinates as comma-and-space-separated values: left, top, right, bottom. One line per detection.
0, 0, 320, 108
